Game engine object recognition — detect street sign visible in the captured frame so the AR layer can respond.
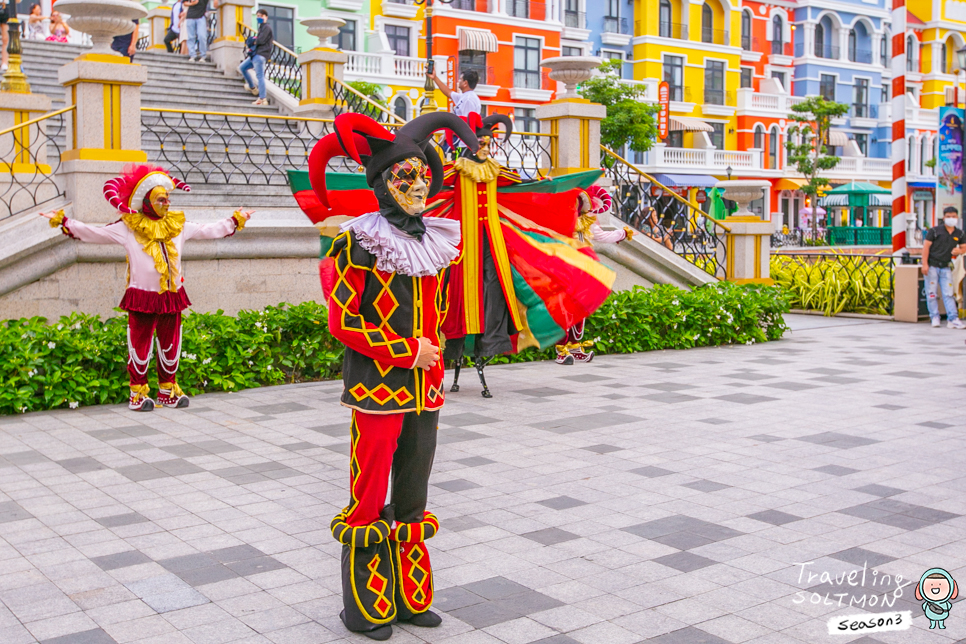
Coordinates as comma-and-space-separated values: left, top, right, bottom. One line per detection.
696, 189, 707, 203
658, 81, 669, 139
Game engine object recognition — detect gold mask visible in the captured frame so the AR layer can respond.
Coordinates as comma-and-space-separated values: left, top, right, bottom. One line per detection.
385, 157, 429, 216
147, 186, 170, 219
476, 135, 492, 160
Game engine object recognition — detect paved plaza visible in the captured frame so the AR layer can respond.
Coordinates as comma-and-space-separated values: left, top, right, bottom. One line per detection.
1, 315, 965, 644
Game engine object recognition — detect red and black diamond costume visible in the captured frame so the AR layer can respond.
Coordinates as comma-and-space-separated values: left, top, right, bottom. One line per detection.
308, 112, 479, 640
46, 165, 247, 411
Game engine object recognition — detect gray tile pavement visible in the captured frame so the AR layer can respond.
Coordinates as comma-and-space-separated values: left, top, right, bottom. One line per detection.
0, 315, 965, 642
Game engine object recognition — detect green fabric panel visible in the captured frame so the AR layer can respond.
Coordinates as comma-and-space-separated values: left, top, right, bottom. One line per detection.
319, 235, 333, 260
498, 170, 603, 194
510, 267, 565, 350
287, 170, 370, 194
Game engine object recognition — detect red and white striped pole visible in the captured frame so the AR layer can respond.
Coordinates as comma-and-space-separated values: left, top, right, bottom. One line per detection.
891, 0, 907, 253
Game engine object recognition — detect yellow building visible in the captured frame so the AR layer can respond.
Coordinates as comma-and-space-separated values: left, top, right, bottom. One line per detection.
908, 1, 966, 110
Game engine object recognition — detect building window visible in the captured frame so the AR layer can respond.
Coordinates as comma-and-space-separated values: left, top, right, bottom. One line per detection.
769, 126, 779, 167
601, 50, 623, 62
754, 125, 764, 149
819, 74, 835, 101
702, 3, 713, 44
659, 0, 672, 38
880, 34, 888, 66
335, 20, 356, 51
604, 0, 620, 33
666, 130, 683, 147
772, 15, 783, 55
741, 10, 752, 51
564, 0, 580, 28
562, 45, 582, 56
942, 42, 949, 73
710, 122, 724, 150
881, 82, 889, 102
740, 67, 753, 88
815, 22, 825, 58
514, 107, 538, 133
261, 5, 294, 51
907, 135, 914, 171
514, 36, 541, 89
848, 28, 857, 62
906, 35, 915, 71
451, 0, 475, 9
664, 55, 683, 102
508, 0, 529, 19
459, 50, 487, 85
771, 70, 786, 91
854, 78, 868, 117
385, 25, 411, 57
393, 96, 408, 121
921, 137, 928, 173
704, 60, 725, 105
854, 133, 868, 156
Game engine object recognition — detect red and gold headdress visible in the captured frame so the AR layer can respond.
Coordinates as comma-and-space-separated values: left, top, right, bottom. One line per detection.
102, 164, 191, 215
587, 184, 612, 215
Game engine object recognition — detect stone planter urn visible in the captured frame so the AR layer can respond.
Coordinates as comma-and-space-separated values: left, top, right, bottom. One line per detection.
540, 56, 602, 99
55, 0, 147, 55
301, 17, 346, 49
715, 180, 771, 219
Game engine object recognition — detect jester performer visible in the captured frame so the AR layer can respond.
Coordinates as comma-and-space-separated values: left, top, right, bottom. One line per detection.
307, 112, 479, 640
435, 113, 617, 396
557, 185, 635, 365
40, 165, 251, 411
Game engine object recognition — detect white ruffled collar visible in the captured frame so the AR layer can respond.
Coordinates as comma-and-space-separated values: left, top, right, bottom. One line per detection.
341, 212, 461, 277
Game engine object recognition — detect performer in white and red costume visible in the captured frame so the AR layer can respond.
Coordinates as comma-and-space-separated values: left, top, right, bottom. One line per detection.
557, 185, 633, 365
41, 164, 252, 411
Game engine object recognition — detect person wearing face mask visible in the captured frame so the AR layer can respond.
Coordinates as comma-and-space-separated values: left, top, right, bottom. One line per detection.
39, 166, 253, 411
308, 112, 479, 641
922, 206, 966, 329
240, 8, 272, 105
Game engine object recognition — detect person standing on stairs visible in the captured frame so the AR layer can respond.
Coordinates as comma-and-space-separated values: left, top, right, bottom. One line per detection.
183, 0, 213, 62
111, 19, 139, 62
240, 8, 271, 106
164, 0, 185, 53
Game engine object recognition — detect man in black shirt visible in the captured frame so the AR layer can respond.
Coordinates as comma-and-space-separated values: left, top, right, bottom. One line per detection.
111, 20, 139, 62
922, 206, 966, 328
183, 0, 214, 62
239, 9, 272, 105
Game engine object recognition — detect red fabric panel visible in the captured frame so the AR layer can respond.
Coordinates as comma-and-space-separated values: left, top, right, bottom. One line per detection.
119, 287, 191, 314
345, 411, 404, 527
497, 189, 581, 237
294, 189, 380, 224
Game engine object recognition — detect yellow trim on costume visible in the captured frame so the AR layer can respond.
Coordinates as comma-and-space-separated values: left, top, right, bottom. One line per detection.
503, 224, 616, 290
458, 173, 481, 334
232, 210, 247, 230
49, 210, 66, 228
158, 382, 184, 397
452, 156, 501, 183
484, 179, 522, 332
121, 210, 186, 293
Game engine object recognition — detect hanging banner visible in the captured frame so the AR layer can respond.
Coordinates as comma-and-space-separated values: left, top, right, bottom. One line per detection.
938, 106, 964, 224
658, 81, 670, 139
446, 57, 456, 113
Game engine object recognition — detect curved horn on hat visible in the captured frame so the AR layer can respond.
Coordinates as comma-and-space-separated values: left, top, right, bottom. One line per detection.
308, 132, 374, 207
333, 113, 393, 164
417, 139, 446, 199
170, 177, 192, 192
482, 113, 513, 139
397, 111, 479, 153
103, 177, 138, 215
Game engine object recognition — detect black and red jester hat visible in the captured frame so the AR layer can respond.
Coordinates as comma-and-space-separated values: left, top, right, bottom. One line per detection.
308, 112, 480, 208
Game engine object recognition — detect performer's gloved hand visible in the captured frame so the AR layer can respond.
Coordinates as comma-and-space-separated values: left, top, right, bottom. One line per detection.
415, 337, 440, 371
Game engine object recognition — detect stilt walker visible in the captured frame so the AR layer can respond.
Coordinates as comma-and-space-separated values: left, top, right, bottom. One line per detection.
310, 112, 479, 640
557, 185, 633, 365
40, 165, 252, 411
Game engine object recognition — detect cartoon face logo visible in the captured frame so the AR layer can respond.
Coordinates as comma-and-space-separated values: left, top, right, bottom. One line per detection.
916, 568, 958, 630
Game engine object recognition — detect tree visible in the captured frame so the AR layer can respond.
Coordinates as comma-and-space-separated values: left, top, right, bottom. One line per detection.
578, 59, 659, 155
784, 96, 849, 234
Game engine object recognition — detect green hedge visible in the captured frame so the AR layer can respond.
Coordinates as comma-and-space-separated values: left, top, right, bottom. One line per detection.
0, 282, 789, 415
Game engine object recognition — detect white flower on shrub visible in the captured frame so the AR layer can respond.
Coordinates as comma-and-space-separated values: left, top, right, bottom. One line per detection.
27, 369, 36, 378
47, 342, 56, 349
181, 353, 198, 361
202, 357, 212, 365
69, 401, 79, 409
57, 324, 63, 330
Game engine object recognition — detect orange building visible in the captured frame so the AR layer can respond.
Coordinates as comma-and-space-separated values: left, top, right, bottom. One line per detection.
427, 2, 559, 129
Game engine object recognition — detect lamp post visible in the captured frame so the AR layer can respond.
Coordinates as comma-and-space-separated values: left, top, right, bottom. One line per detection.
413, 0, 456, 115
958, 45, 966, 228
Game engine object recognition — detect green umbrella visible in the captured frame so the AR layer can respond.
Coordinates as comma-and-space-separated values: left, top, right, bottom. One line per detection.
824, 181, 890, 195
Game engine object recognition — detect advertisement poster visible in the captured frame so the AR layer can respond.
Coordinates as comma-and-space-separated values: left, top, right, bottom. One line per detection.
658, 81, 669, 139
937, 106, 964, 221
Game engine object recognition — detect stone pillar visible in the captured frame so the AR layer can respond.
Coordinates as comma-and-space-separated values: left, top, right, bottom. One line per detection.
293, 48, 347, 120
147, 6, 170, 50
57, 57, 147, 223
802, 23, 814, 57
536, 98, 606, 176
210, 0, 255, 78
715, 180, 774, 284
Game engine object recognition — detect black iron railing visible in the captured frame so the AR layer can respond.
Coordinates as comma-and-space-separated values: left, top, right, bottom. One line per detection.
0, 106, 72, 220
140, 108, 359, 186
771, 253, 895, 315
491, 133, 553, 180
600, 147, 727, 279
207, 10, 217, 47
136, 34, 149, 51
329, 77, 402, 124
238, 23, 302, 99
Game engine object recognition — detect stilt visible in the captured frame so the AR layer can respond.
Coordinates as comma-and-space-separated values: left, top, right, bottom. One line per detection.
450, 357, 462, 392
475, 357, 493, 398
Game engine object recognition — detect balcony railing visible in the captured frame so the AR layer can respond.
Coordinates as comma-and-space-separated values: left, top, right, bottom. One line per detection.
344, 52, 426, 80
450, 0, 475, 8
704, 89, 733, 106
737, 90, 806, 113
514, 70, 542, 89
701, 28, 729, 46
564, 10, 585, 29
850, 103, 876, 119
796, 42, 840, 59
646, 144, 760, 172
657, 21, 687, 39
507, 0, 528, 18
848, 48, 873, 64
741, 34, 751, 50
603, 16, 630, 35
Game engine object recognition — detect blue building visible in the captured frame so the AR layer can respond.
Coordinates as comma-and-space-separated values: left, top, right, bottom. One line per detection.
563, 0, 633, 78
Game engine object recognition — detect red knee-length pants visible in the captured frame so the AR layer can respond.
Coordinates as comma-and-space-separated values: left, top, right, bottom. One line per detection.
127, 311, 182, 387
